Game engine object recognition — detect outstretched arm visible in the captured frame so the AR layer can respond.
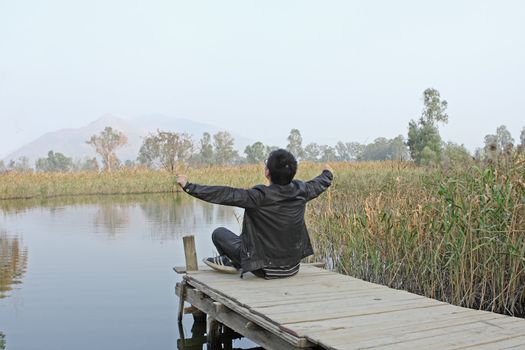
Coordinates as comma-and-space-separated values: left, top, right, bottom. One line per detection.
305, 164, 334, 201
176, 174, 264, 208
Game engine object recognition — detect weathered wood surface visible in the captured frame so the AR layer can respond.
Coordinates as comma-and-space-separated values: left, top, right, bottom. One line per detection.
180, 264, 525, 349
176, 284, 316, 350
182, 235, 198, 271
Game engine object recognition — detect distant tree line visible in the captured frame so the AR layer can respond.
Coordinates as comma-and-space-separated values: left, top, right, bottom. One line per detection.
407, 88, 524, 165
1, 88, 524, 173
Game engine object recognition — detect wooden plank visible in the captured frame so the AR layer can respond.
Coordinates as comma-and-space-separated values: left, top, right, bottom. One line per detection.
256, 298, 445, 325
246, 286, 442, 322
183, 235, 198, 271
184, 277, 315, 346
333, 317, 525, 350
252, 291, 427, 315
184, 282, 388, 322
202, 276, 379, 293
189, 279, 448, 334
457, 334, 525, 349
207, 276, 385, 293
187, 273, 350, 289
184, 265, 352, 284
246, 288, 390, 309
281, 304, 473, 337
176, 284, 316, 350
477, 315, 525, 328
178, 264, 525, 350
183, 274, 382, 311
373, 330, 525, 350
173, 266, 187, 274
185, 273, 385, 305
232, 284, 384, 300
203, 283, 383, 305
184, 263, 326, 276
312, 312, 508, 349
183, 280, 373, 303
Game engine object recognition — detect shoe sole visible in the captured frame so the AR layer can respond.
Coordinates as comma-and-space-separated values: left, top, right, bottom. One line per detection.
203, 258, 239, 274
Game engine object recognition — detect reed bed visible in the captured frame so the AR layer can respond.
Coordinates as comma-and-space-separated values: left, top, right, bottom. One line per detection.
0, 169, 173, 199
308, 155, 525, 317
1, 159, 523, 316
0, 163, 333, 200
0, 232, 28, 298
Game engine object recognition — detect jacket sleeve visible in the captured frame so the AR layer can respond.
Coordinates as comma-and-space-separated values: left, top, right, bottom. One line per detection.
305, 170, 333, 201
182, 183, 265, 208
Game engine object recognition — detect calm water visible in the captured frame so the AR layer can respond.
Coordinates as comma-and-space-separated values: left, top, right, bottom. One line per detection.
0, 194, 257, 350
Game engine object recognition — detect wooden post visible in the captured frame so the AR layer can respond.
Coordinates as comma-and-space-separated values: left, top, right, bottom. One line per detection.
183, 235, 198, 271
177, 280, 187, 323
222, 325, 234, 350
207, 317, 221, 350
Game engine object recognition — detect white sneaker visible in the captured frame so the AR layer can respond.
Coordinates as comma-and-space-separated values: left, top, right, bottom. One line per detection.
203, 255, 239, 274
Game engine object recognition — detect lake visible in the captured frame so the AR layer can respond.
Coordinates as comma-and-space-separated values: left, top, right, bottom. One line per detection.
0, 194, 258, 350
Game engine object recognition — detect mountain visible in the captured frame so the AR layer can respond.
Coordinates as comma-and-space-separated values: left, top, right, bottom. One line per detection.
2, 114, 252, 166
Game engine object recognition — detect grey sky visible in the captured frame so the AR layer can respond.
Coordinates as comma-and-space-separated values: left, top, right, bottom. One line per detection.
1, 0, 524, 158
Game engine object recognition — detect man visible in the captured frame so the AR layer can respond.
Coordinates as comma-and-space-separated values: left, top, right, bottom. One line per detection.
176, 149, 333, 279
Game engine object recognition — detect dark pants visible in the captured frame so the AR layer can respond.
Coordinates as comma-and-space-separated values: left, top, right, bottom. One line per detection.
212, 227, 265, 278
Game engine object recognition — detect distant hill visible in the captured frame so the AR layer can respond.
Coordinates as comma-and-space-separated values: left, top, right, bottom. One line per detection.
2, 114, 252, 165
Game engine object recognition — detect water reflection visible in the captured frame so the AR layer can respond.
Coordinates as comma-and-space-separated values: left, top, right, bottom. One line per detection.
0, 194, 241, 241
0, 193, 177, 215
177, 314, 207, 350
178, 316, 263, 350
141, 195, 205, 240
0, 195, 122, 214
0, 232, 28, 298
0, 194, 255, 349
0, 331, 5, 350
94, 203, 131, 236
140, 195, 241, 240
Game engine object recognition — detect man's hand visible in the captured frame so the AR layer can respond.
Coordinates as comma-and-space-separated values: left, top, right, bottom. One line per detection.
176, 174, 188, 188
323, 164, 334, 174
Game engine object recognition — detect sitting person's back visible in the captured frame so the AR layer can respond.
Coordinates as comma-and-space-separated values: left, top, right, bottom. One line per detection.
176, 149, 333, 278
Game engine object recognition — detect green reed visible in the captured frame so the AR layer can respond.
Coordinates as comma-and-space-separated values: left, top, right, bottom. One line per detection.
308, 156, 525, 317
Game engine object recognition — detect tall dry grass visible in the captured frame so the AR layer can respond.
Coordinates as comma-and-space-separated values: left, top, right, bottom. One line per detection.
0, 169, 173, 199
308, 155, 525, 317
1, 159, 523, 316
0, 163, 329, 200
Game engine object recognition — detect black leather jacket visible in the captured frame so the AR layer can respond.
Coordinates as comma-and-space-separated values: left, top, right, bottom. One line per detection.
183, 170, 333, 273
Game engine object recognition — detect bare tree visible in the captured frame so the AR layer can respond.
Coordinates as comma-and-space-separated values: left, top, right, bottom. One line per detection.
86, 126, 128, 171
138, 130, 194, 171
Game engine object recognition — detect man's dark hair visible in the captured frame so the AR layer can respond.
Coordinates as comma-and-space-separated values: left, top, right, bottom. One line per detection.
266, 149, 297, 185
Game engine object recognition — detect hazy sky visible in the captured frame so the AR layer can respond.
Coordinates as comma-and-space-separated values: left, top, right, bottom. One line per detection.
1, 0, 524, 158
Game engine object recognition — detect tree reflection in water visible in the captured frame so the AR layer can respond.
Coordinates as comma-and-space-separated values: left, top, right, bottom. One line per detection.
0, 232, 28, 298
140, 195, 241, 241
93, 194, 231, 239
0, 194, 241, 241
93, 203, 131, 236
177, 313, 263, 350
